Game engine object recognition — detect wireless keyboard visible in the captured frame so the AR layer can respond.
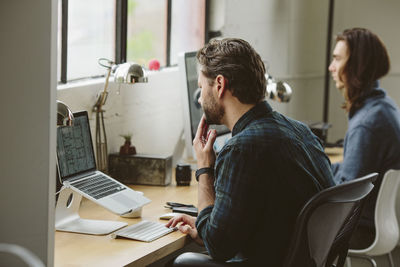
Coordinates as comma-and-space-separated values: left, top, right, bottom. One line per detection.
111, 220, 176, 242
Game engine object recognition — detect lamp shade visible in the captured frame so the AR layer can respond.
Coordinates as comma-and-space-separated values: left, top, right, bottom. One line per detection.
57, 100, 74, 126
113, 62, 148, 84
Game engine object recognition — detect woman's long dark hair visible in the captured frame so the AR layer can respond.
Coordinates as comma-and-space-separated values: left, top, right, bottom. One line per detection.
337, 28, 390, 111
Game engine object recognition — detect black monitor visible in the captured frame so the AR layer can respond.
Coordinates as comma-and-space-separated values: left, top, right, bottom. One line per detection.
179, 51, 231, 159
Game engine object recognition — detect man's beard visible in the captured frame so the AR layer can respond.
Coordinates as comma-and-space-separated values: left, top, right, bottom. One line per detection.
202, 93, 224, 125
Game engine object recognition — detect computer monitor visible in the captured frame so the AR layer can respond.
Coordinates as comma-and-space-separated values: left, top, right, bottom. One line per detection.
179, 51, 231, 160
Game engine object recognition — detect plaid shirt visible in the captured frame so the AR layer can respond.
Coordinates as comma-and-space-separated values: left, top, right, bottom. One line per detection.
195, 101, 334, 265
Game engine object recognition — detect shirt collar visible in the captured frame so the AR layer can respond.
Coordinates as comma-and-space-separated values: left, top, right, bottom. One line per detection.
232, 101, 273, 136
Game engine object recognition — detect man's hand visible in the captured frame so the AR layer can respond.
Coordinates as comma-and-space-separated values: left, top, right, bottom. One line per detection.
193, 115, 217, 168
193, 115, 217, 211
165, 214, 204, 245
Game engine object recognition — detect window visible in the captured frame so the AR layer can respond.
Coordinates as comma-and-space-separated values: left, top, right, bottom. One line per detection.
170, 0, 206, 65
126, 0, 167, 66
58, 0, 208, 83
68, 0, 115, 81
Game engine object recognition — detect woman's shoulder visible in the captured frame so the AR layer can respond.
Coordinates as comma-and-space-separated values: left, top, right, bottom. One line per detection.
351, 96, 399, 127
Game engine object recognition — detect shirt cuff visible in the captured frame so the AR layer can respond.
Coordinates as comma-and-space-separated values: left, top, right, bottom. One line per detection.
195, 205, 214, 239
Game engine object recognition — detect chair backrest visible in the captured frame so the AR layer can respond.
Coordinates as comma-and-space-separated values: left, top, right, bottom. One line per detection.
368, 169, 400, 255
283, 173, 377, 267
0, 243, 45, 267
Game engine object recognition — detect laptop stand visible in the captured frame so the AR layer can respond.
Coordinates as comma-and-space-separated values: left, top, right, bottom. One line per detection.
55, 187, 127, 235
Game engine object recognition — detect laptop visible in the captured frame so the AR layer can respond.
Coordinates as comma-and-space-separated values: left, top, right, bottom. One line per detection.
56, 111, 151, 216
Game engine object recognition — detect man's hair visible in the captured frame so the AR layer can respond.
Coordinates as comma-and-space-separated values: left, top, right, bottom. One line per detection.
337, 28, 390, 110
196, 38, 266, 104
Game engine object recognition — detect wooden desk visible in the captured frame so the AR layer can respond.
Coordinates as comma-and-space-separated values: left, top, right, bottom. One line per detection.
55, 179, 197, 267
55, 150, 343, 266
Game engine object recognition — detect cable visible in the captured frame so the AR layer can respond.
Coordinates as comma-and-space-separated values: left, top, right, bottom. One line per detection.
55, 188, 63, 196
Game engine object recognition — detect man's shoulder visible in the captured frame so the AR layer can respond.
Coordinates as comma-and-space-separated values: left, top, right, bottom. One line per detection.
225, 112, 313, 150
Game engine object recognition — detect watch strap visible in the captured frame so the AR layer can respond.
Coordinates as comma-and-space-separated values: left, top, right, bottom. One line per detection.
195, 167, 214, 182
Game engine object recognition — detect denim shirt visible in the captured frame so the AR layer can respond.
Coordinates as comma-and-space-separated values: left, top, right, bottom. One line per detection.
332, 81, 400, 226
195, 101, 334, 265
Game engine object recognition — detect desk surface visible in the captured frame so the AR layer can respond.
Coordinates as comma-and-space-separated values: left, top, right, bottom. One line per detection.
55, 179, 197, 267
55, 149, 343, 266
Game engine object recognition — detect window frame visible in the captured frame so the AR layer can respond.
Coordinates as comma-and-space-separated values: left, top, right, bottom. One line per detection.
59, 0, 210, 84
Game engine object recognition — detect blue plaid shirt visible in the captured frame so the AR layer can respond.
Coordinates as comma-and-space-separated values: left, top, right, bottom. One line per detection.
195, 101, 334, 265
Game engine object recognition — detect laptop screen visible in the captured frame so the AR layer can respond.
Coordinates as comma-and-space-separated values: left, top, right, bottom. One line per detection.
56, 111, 96, 180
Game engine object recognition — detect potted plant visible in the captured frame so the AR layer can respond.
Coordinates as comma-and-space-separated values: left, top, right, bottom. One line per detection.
119, 134, 137, 155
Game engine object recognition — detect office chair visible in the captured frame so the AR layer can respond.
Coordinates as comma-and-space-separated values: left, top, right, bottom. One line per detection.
347, 169, 400, 267
172, 173, 377, 267
284, 172, 376, 267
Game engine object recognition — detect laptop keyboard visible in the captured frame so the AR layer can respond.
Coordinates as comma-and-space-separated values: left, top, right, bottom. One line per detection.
111, 220, 177, 242
71, 174, 126, 199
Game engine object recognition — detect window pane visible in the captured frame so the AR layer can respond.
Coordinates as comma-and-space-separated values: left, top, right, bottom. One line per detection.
170, 0, 206, 65
67, 0, 115, 81
127, 0, 167, 67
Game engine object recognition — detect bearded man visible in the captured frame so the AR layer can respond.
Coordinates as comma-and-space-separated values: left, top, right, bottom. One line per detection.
167, 38, 334, 266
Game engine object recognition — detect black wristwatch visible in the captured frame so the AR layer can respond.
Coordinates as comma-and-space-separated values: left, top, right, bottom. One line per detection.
195, 167, 214, 182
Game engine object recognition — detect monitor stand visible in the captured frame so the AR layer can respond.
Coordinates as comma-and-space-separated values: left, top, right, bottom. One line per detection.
55, 187, 127, 235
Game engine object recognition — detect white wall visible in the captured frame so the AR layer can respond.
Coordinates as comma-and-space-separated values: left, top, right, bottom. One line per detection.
221, 0, 400, 143
57, 68, 185, 165
0, 0, 398, 265
328, 0, 400, 142
57, 0, 331, 166
56, 0, 400, 159
56, 0, 400, 164
0, 0, 56, 266
221, 0, 329, 125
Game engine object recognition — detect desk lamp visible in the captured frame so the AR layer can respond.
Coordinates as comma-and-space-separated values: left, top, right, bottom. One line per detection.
263, 61, 292, 103
57, 100, 74, 126
94, 58, 148, 172
265, 74, 292, 103
191, 73, 292, 105
56, 100, 74, 195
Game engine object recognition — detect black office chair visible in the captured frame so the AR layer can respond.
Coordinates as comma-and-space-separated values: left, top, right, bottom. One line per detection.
284, 172, 377, 267
172, 173, 377, 267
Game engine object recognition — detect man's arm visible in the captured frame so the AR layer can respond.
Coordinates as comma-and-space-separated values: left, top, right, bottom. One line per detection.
192, 115, 217, 212
197, 174, 215, 211
166, 115, 218, 246
195, 146, 267, 261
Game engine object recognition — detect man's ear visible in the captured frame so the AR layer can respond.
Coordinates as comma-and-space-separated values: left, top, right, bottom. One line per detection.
215, 74, 227, 99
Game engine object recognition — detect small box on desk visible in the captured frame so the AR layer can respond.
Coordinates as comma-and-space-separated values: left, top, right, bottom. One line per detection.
108, 153, 172, 186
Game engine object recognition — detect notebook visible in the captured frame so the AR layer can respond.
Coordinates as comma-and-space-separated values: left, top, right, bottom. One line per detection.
56, 111, 151, 216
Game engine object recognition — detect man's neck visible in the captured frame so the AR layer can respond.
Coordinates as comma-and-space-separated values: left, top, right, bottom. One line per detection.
222, 100, 256, 131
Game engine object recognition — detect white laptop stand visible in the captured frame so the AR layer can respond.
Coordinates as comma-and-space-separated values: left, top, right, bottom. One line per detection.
55, 187, 127, 235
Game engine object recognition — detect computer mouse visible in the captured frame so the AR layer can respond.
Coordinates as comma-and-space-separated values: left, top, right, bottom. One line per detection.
159, 212, 180, 220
